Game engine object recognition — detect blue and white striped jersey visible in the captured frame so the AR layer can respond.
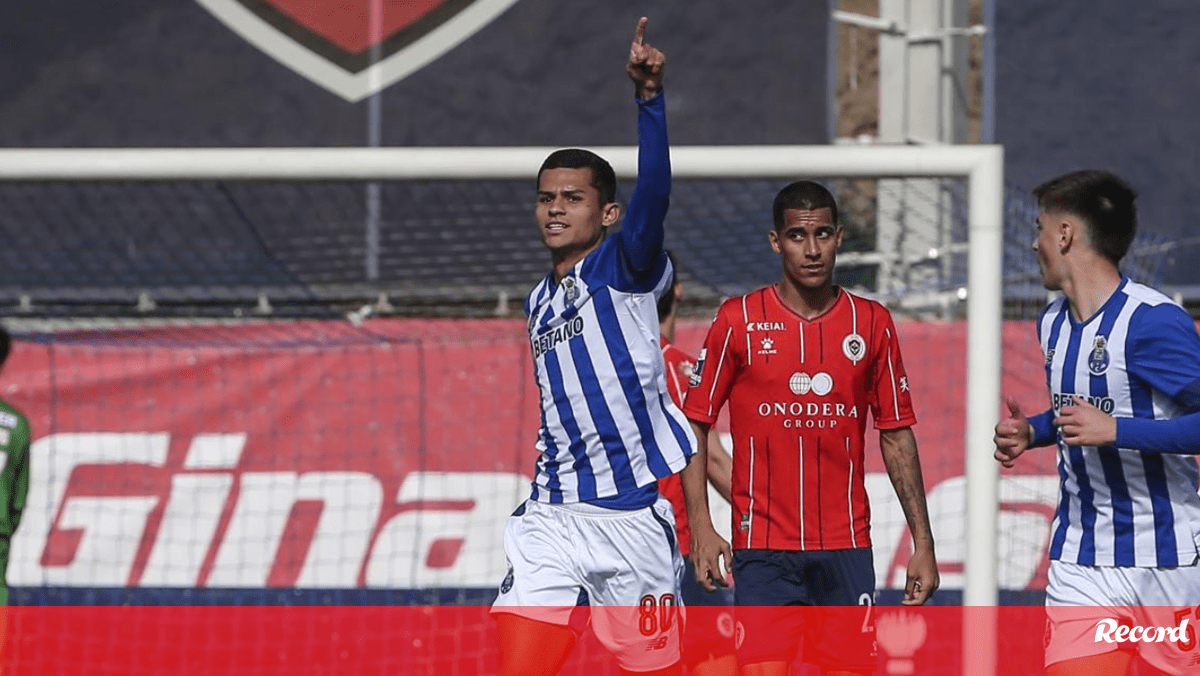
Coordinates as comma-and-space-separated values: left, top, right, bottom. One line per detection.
523, 93, 695, 508
1039, 277, 1200, 567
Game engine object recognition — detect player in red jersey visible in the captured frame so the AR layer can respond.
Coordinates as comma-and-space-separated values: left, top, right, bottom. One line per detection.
682, 181, 939, 676
656, 253, 736, 676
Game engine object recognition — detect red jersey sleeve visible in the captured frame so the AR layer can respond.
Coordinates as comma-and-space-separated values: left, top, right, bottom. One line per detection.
682, 301, 741, 425
869, 308, 918, 429
661, 342, 695, 410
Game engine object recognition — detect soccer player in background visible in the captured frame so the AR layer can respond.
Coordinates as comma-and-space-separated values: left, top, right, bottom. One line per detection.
656, 252, 737, 676
0, 326, 31, 669
994, 170, 1200, 676
0, 327, 29, 606
683, 181, 939, 676
491, 18, 725, 676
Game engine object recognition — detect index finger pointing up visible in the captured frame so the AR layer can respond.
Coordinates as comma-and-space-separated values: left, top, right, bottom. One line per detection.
633, 16, 648, 45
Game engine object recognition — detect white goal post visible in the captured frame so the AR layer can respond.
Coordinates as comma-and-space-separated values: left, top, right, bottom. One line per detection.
0, 144, 1003, 673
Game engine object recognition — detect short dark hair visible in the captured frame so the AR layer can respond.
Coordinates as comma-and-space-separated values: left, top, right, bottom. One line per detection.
538, 148, 618, 206
0, 325, 10, 369
772, 180, 839, 230
657, 250, 679, 320
1033, 170, 1138, 264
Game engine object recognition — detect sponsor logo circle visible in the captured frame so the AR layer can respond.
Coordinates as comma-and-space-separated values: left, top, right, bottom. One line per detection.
811, 372, 833, 396
789, 372, 812, 395
789, 372, 833, 396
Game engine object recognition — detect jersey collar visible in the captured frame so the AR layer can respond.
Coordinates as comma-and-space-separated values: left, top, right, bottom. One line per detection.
1068, 276, 1129, 327
769, 284, 845, 323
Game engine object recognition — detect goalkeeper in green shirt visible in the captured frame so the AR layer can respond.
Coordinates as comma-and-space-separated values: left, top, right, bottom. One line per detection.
0, 327, 29, 607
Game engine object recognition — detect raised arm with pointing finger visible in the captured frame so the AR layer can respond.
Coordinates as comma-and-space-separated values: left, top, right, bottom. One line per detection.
617, 17, 671, 274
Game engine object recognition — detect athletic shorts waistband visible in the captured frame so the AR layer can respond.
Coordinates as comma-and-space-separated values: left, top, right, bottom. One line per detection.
538, 499, 658, 517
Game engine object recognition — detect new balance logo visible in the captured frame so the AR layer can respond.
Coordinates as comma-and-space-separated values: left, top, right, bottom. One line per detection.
645, 636, 671, 651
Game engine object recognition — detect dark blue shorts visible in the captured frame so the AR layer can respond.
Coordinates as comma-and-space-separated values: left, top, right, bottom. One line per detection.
732, 549, 877, 669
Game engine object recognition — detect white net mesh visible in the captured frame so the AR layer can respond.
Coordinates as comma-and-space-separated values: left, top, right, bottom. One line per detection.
0, 149, 1018, 673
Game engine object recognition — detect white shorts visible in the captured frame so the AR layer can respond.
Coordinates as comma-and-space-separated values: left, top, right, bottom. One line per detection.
1045, 559, 1200, 674
491, 496, 685, 671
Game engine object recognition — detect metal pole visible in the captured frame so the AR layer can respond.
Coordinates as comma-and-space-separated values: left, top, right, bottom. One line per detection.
981, 0, 996, 144
963, 145, 1003, 676
0, 145, 1002, 181
826, 0, 840, 143
365, 0, 384, 282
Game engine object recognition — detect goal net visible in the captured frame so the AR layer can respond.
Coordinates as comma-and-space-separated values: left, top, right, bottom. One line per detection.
0, 145, 1007, 675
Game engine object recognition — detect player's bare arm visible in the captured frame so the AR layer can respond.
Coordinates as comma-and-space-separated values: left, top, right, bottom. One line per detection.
994, 397, 1035, 467
1054, 395, 1118, 447
879, 426, 939, 605
684, 419, 733, 592
705, 431, 733, 504
626, 17, 665, 100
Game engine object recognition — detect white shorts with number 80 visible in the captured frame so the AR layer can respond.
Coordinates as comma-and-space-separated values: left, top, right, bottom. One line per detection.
491, 496, 685, 671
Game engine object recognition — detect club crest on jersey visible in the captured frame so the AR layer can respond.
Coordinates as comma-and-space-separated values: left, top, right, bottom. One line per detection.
500, 564, 514, 594
1088, 336, 1110, 376
1045, 348, 1055, 365
689, 349, 707, 387
842, 333, 866, 363
789, 372, 834, 396
562, 276, 579, 304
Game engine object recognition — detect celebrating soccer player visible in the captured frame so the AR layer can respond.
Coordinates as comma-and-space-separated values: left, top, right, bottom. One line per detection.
994, 170, 1200, 676
491, 18, 721, 676
682, 181, 939, 676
